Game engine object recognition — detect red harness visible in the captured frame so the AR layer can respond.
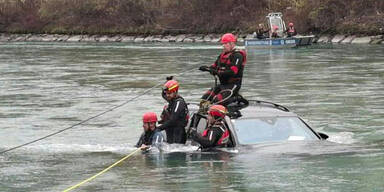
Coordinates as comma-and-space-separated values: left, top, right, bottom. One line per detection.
201, 124, 230, 146
212, 49, 247, 84
217, 49, 246, 72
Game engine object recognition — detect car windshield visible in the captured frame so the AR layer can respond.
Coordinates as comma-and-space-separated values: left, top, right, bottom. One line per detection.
233, 117, 319, 144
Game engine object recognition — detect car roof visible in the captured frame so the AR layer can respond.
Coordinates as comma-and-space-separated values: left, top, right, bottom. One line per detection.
238, 105, 298, 119
188, 100, 299, 119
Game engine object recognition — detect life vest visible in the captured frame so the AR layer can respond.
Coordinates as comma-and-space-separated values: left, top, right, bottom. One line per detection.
288, 27, 295, 33
215, 49, 247, 84
201, 123, 230, 146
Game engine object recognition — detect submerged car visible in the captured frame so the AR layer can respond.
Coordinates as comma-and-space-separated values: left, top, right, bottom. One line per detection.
186, 100, 328, 147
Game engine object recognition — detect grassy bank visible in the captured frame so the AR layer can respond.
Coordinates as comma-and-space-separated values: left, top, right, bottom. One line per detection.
0, 0, 383, 35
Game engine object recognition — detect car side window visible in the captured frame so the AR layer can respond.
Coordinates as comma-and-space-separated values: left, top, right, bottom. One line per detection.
188, 113, 208, 134
223, 117, 235, 147
196, 116, 207, 133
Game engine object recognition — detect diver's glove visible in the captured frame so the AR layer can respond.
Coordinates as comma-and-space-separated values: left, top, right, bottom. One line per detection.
166, 76, 173, 81
199, 99, 211, 114
189, 127, 198, 139
140, 144, 150, 151
161, 89, 167, 101
199, 66, 209, 72
209, 69, 218, 75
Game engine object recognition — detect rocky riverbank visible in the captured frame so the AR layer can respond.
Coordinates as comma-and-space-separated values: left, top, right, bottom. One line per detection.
314, 35, 383, 44
0, 33, 383, 44
0, 33, 225, 43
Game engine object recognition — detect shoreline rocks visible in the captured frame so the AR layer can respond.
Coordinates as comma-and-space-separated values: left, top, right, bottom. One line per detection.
315, 34, 383, 44
0, 33, 383, 45
0, 33, 223, 44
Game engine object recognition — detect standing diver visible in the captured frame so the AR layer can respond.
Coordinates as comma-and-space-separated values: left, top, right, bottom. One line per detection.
199, 33, 246, 108
157, 79, 189, 144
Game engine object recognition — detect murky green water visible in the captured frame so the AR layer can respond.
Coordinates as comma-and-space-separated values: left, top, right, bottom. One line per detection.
0, 42, 383, 191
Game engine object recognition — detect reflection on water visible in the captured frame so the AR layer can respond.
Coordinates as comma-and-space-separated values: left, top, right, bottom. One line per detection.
0, 42, 383, 191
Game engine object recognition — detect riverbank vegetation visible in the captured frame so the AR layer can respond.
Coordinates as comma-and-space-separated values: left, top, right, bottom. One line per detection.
0, 0, 383, 35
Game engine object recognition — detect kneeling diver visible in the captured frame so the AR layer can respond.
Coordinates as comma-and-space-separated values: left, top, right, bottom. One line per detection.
190, 105, 233, 149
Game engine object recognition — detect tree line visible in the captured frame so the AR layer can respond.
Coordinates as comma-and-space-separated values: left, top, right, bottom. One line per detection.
0, 0, 383, 35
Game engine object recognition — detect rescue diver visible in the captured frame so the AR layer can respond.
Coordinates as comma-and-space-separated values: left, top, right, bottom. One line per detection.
271, 25, 280, 38
255, 23, 269, 39
135, 112, 164, 151
190, 105, 232, 149
157, 80, 189, 144
284, 22, 297, 37
199, 33, 246, 107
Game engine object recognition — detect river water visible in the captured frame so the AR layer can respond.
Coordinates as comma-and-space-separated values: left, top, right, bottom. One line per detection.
0, 42, 383, 191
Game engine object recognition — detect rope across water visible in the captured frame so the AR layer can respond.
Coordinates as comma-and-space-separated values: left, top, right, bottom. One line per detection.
62, 148, 141, 192
0, 66, 198, 154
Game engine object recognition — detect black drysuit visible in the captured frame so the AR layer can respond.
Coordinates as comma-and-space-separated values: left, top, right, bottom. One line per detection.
158, 96, 188, 144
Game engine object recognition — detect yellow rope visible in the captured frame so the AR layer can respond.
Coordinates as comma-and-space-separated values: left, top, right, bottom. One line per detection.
62, 148, 141, 192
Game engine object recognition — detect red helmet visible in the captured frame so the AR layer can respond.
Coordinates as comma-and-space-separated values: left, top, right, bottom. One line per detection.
163, 80, 179, 93
143, 112, 157, 123
288, 22, 294, 27
208, 105, 227, 119
221, 33, 236, 44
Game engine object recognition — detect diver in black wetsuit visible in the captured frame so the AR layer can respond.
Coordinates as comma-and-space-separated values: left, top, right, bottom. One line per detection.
199, 33, 246, 106
157, 80, 189, 144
